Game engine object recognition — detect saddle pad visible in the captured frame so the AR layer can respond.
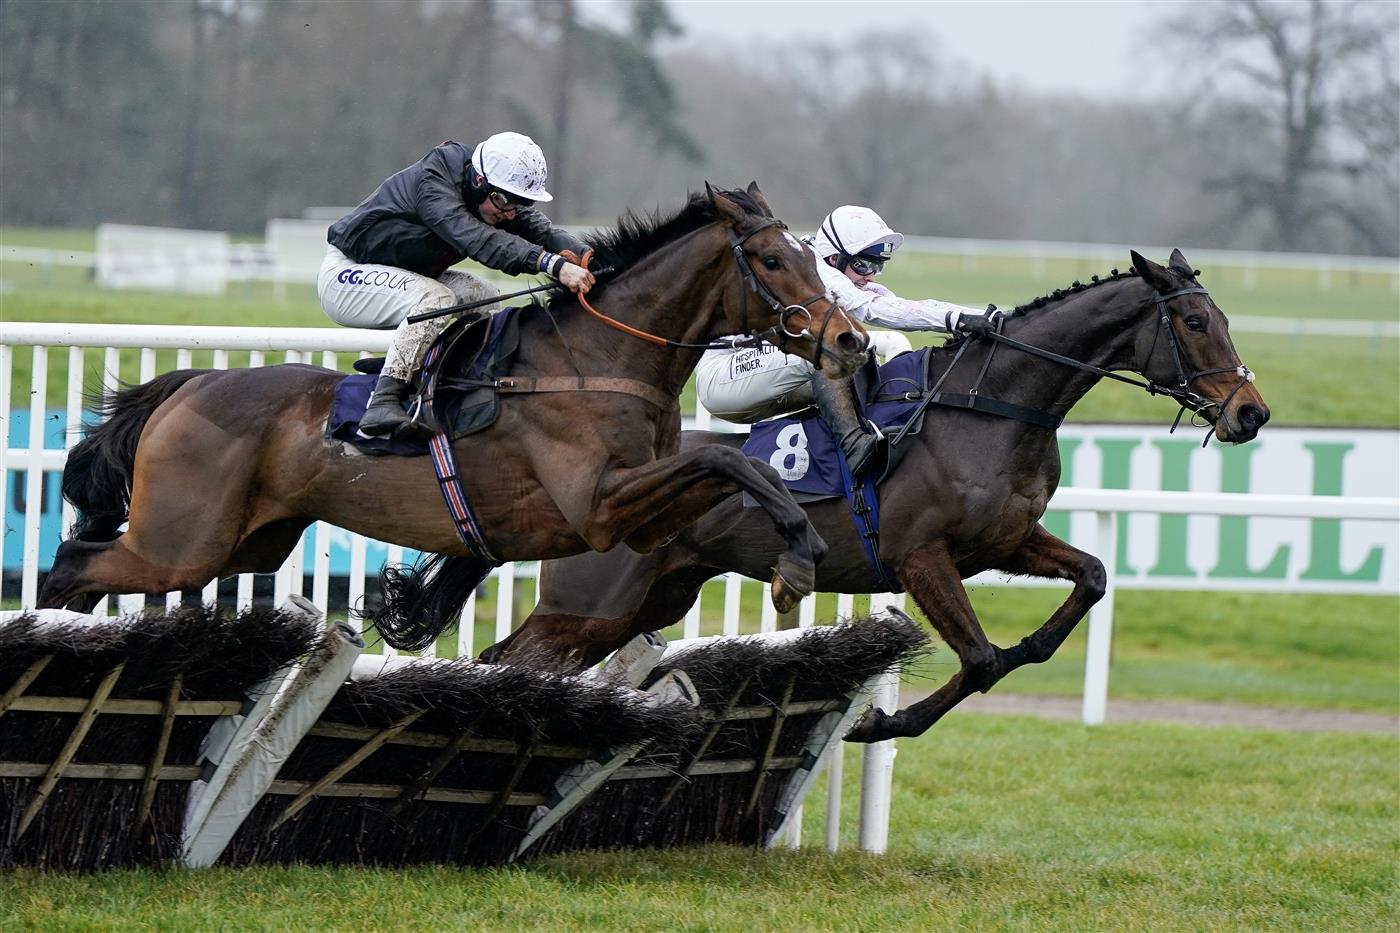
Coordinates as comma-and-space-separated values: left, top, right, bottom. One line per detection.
325, 306, 523, 457
327, 374, 428, 456
740, 349, 928, 498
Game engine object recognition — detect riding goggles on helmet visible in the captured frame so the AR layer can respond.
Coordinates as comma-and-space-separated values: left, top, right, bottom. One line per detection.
846, 254, 886, 276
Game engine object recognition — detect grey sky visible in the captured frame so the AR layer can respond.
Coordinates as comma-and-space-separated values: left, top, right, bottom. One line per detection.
581, 0, 1185, 101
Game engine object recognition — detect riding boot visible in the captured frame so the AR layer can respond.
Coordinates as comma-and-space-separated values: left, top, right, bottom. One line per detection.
812, 373, 883, 479
358, 375, 435, 443
359, 314, 455, 443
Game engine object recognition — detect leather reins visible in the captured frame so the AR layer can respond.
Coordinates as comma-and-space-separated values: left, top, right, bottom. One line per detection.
574, 220, 845, 362
889, 283, 1256, 449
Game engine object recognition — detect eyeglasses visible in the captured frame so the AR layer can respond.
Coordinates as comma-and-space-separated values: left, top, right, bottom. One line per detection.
487, 190, 533, 213
847, 255, 885, 276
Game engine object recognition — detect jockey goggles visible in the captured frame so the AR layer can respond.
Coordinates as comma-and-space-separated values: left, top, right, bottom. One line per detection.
846, 254, 886, 276
487, 189, 534, 213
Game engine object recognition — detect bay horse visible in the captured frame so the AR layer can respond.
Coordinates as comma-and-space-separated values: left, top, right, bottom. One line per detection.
487, 250, 1270, 741
38, 185, 871, 651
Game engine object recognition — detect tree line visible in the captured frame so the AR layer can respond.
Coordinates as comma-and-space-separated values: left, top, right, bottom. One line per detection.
2, 0, 1395, 256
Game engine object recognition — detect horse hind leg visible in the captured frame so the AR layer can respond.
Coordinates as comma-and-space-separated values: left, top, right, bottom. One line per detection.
37, 536, 219, 611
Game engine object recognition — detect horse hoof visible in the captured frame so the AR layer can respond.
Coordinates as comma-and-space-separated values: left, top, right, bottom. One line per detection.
843, 708, 891, 744
770, 572, 803, 614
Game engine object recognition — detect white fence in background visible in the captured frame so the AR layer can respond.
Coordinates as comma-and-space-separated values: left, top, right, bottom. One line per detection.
900, 235, 1400, 291
95, 224, 232, 294
3, 323, 1398, 852
5, 226, 1397, 294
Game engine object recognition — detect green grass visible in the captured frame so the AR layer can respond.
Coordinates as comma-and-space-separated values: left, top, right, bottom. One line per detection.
5, 234, 1397, 426
880, 251, 1400, 322
3, 716, 1394, 931
380, 584, 1399, 715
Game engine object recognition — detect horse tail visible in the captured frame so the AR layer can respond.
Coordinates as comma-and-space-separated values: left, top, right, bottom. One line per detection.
369, 553, 490, 652
63, 370, 208, 542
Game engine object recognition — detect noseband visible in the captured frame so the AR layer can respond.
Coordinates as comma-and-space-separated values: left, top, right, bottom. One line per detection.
1148, 286, 1256, 434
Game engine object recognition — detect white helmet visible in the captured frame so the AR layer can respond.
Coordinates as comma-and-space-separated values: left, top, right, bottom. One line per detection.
812, 205, 903, 262
471, 131, 553, 202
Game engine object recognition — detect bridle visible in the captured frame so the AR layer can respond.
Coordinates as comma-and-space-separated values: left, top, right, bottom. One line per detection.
939, 283, 1255, 446
575, 217, 847, 361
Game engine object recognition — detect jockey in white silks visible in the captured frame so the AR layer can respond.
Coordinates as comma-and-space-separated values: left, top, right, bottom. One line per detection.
695, 205, 1003, 476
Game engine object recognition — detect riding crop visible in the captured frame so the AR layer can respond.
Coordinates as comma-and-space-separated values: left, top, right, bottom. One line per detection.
406, 268, 616, 324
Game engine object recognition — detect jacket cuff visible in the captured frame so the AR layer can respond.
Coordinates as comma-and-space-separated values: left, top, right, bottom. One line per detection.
536, 250, 566, 278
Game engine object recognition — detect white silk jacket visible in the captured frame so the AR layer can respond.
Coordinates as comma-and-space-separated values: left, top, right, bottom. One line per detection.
812, 249, 988, 332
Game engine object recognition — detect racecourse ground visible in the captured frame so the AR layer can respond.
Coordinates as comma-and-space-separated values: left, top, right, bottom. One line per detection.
3, 715, 1394, 931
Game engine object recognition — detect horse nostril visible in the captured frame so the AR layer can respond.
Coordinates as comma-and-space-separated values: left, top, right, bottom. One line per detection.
835, 331, 866, 354
1239, 405, 1266, 429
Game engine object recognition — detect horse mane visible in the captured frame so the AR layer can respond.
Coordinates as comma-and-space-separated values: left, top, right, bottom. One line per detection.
1008, 267, 1141, 316
937, 267, 1146, 351
582, 188, 765, 277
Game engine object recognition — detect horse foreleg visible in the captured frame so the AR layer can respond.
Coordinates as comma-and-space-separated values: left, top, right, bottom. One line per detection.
846, 541, 999, 742
584, 446, 822, 610
989, 523, 1107, 671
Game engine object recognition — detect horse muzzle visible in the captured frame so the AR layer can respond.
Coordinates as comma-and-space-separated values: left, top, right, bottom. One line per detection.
1213, 382, 1270, 444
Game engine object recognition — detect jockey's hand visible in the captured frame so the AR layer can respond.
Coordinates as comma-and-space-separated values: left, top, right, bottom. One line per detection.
559, 262, 595, 294
956, 306, 1004, 338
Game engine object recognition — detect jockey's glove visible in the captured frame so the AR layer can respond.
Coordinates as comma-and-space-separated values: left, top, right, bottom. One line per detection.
955, 305, 1005, 338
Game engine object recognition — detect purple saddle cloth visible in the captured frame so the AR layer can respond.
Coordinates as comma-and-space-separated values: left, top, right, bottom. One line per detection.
740, 348, 928, 497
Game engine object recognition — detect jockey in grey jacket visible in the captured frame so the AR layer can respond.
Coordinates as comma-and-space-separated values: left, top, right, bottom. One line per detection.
328, 140, 585, 281
319, 132, 593, 443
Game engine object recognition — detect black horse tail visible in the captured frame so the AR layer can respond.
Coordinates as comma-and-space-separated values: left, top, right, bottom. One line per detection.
369, 553, 491, 652
64, 370, 208, 542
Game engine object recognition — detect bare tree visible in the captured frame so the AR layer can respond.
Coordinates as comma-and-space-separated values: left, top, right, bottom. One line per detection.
1167, 0, 1400, 254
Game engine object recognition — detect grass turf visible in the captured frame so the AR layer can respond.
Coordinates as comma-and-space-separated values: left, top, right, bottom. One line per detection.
391, 586, 1398, 716
2, 715, 1393, 931
3, 229, 1398, 427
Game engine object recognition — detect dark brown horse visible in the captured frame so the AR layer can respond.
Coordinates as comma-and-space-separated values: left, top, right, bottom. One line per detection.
38, 186, 871, 649
487, 250, 1270, 741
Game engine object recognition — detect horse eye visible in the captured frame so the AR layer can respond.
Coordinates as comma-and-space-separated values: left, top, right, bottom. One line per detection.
1185, 316, 1206, 332
762, 256, 781, 271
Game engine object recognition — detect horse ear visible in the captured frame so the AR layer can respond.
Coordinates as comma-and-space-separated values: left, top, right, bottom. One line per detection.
708, 187, 749, 228
745, 181, 775, 218
1167, 248, 1195, 278
1130, 250, 1173, 293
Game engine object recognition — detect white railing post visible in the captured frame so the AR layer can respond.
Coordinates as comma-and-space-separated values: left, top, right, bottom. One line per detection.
858, 591, 904, 854
1082, 509, 1119, 725
21, 345, 47, 608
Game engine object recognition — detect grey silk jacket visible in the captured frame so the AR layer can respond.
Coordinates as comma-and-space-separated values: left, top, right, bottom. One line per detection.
328, 140, 585, 279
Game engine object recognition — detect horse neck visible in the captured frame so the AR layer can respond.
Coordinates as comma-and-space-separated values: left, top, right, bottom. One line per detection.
546, 227, 732, 397
980, 277, 1155, 418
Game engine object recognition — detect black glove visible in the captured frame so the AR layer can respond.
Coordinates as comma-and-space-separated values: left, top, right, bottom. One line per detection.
956, 305, 1004, 338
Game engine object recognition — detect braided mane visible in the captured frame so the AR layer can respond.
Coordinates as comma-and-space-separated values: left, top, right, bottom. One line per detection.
1008, 267, 1140, 316
937, 267, 1147, 351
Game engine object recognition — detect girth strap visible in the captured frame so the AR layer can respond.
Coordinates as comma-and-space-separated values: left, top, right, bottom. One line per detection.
493, 375, 680, 414
421, 340, 500, 565
921, 392, 1063, 430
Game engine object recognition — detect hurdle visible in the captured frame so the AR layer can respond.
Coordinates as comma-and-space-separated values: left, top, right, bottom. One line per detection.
0, 602, 925, 871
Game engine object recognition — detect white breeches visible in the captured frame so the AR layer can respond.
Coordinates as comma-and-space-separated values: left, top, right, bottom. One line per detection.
318, 245, 500, 381
694, 346, 817, 424
695, 330, 913, 425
